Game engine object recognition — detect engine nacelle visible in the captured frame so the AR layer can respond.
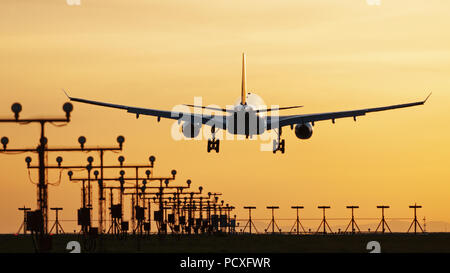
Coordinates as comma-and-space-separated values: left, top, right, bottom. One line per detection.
182, 122, 201, 138
295, 123, 313, 139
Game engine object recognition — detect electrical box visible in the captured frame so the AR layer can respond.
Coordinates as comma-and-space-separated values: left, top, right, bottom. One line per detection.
211, 215, 219, 228
143, 222, 150, 231
154, 210, 163, 221
26, 210, 43, 232
77, 208, 91, 226
121, 221, 129, 231
168, 213, 175, 224
89, 227, 98, 236
135, 206, 145, 221
111, 204, 122, 219
160, 223, 167, 232
220, 215, 228, 227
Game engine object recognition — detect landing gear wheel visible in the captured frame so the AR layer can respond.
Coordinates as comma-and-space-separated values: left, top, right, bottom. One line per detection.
208, 125, 220, 153
215, 140, 220, 153
273, 139, 286, 154
272, 127, 286, 154
280, 139, 285, 154
207, 139, 220, 153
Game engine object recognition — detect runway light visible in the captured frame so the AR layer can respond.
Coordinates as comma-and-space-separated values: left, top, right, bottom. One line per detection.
116, 135, 125, 149
375, 205, 391, 233
63, 102, 73, 120
118, 156, 125, 166
317, 206, 332, 234
40, 137, 48, 146
345, 205, 360, 234
87, 156, 94, 165
56, 156, 63, 167
149, 155, 155, 164
1, 137, 9, 150
78, 136, 86, 149
25, 156, 32, 167
11, 103, 22, 120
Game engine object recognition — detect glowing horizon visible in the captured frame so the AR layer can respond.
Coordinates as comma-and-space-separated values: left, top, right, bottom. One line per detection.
1, 0, 450, 233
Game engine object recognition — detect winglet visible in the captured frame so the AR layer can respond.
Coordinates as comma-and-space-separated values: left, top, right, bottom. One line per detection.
423, 92, 432, 103
62, 89, 71, 100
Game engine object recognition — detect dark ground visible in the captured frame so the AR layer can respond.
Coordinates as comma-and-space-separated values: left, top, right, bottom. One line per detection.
1, 233, 450, 253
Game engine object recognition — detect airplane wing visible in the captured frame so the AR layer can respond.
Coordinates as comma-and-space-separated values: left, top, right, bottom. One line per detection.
269, 93, 431, 129
64, 91, 228, 129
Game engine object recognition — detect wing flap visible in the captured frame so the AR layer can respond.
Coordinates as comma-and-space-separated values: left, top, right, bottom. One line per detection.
273, 93, 430, 128
65, 92, 227, 129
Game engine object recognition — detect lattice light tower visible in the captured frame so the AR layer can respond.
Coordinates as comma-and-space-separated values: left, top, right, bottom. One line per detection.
1, 102, 73, 233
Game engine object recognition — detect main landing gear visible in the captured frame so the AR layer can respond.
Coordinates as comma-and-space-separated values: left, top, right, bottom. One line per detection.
273, 128, 285, 154
207, 138, 220, 153
207, 126, 220, 153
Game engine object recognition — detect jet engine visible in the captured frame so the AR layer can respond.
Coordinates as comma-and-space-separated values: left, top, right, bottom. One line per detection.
294, 123, 313, 139
182, 122, 201, 138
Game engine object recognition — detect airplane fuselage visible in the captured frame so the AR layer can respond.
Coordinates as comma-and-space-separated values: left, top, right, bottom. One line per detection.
226, 93, 267, 136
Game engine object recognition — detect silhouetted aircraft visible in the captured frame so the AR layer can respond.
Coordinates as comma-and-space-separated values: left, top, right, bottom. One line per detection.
65, 53, 430, 154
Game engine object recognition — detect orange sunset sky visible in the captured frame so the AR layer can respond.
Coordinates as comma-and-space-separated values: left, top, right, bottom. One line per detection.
1, 0, 450, 233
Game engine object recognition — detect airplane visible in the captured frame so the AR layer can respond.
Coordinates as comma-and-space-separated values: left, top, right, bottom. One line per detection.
65, 53, 431, 154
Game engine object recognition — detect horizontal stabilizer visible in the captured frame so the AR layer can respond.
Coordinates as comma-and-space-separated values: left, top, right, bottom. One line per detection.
256, 105, 303, 113
184, 104, 233, 113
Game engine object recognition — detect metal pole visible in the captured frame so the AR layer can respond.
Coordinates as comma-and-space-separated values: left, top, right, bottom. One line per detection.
38, 123, 47, 233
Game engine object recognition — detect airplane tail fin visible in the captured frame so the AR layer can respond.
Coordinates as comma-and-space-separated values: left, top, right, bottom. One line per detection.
241, 53, 247, 105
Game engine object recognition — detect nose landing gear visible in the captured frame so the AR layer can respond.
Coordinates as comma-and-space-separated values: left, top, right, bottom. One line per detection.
207, 139, 220, 153
207, 125, 220, 153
